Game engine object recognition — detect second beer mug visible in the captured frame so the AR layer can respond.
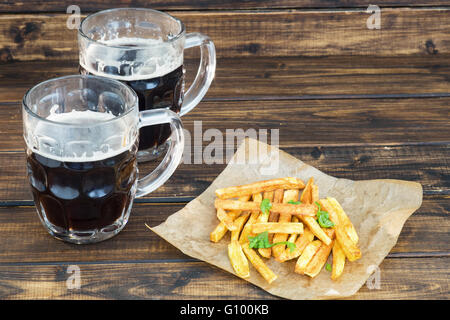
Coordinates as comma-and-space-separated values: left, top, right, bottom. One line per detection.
78, 8, 216, 161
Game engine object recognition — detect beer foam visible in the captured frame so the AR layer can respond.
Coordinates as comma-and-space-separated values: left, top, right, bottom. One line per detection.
80, 37, 183, 81
30, 110, 134, 162
45, 109, 116, 124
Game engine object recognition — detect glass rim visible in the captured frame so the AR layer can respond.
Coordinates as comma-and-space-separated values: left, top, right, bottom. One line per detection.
22, 74, 139, 128
78, 7, 186, 50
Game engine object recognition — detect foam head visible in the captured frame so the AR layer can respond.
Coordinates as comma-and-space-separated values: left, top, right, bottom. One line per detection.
23, 75, 139, 162
79, 8, 185, 81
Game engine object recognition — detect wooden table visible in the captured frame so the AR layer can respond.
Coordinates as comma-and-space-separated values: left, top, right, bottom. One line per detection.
0, 1, 448, 299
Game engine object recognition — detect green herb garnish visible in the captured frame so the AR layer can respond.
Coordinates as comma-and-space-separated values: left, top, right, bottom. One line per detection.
260, 198, 272, 215
288, 200, 301, 205
325, 263, 332, 272
248, 232, 296, 252
315, 201, 335, 228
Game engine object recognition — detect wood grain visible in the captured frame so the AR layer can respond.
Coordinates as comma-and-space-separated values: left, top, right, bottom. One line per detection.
0, 257, 447, 299
1, 1, 449, 13
2, 96, 449, 152
0, 197, 447, 264
1, 55, 450, 103
1, 144, 448, 202
0, 8, 449, 62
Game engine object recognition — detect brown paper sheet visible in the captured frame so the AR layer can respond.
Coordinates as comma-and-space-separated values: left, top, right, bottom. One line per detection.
151, 138, 423, 299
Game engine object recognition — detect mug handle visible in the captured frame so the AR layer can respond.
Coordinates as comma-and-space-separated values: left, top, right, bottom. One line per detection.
180, 32, 216, 116
135, 109, 184, 198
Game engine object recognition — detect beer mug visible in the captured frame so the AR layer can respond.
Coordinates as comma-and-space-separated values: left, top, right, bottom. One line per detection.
78, 8, 216, 161
22, 75, 184, 244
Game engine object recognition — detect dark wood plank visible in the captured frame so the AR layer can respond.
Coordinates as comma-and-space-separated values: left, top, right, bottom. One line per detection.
0, 8, 449, 61
1, 1, 449, 13
0, 257, 448, 299
2, 98, 450, 152
0, 197, 447, 264
1, 56, 450, 103
1, 144, 448, 202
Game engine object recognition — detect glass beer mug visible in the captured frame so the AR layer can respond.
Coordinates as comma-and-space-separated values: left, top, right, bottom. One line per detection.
22, 75, 184, 244
78, 8, 216, 161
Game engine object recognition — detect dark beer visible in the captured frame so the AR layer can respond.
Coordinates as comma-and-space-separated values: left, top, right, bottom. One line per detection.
27, 148, 137, 232
79, 64, 185, 151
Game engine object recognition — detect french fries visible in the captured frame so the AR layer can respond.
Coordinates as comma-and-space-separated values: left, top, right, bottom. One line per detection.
286, 216, 300, 248
239, 193, 263, 244
278, 227, 314, 262
228, 240, 250, 279
326, 197, 359, 243
299, 216, 332, 246
295, 240, 322, 275
304, 229, 335, 278
216, 208, 237, 231
211, 177, 361, 284
300, 177, 314, 203
231, 212, 250, 241
259, 189, 283, 258
215, 177, 305, 199
242, 243, 277, 284
239, 211, 260, 244
210, 195, 250, 242
272, 189, 299, 260
299, 178, 332, 245
331, 241, 346, 280
252, 222, 304, 234
210, 221, 229, 243
320, 198, 362, 262
215, 199, 316, 217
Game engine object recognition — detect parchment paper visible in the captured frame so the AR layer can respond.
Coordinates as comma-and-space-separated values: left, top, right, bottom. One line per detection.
151, 138, 423, 299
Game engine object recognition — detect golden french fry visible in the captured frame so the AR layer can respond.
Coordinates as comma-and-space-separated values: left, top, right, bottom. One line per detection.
238, 193, 263, 244
242, 243, 277, 284
331, 241, 346, 280
256, 191, 274, 224
304, 241, 334, 278
336, 231, 361, 262
259, 189, 284, 258
215, 199, 316, 217
320, 198, 361, 262
286, 216, 300, 244
215, 177, 305, 199
251, 222, 303, 234
304, 229, 335, 278
262, 191, 274, 202
278, 227, 314, 262
210, 222, 229, 243
239, 211, 260, 244
217, 208, 237, 231
273, 188, 285, 204
252, 193, 263, 202
295, 240, 322, 275
300, 177, 314, 203
326, 197, 359, 243
272, 189, 299, 260
299, 216, 332, 246
210, 195, 250, 242
258, 247, 271, 259
298, 179, 333, 246
247, 193, 263, 238
311, 184, 319, 203
231, 212, 250, 241
228, 240, 250, 279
